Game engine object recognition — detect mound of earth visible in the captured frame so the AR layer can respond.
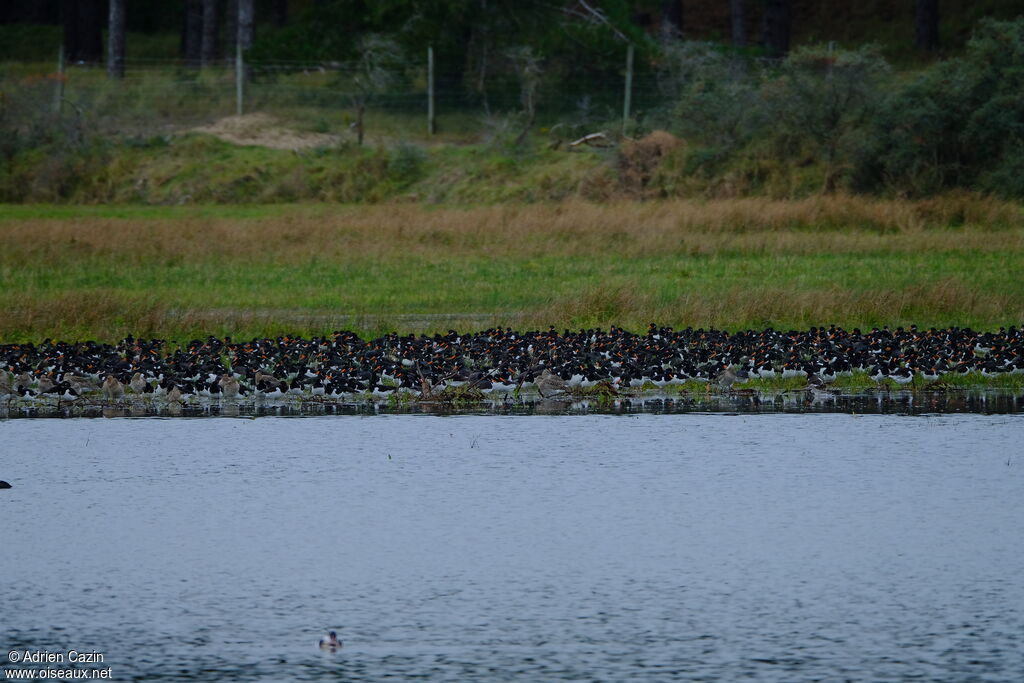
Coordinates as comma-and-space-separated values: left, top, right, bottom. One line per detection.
619, 130, 683, 195
191, 113, 339, 150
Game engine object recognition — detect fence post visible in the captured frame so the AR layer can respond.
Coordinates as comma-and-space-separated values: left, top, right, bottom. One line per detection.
427, 45, 436, 136
54, 44, 65, 115
235, 39, 244, 116
622, 43, 634, 136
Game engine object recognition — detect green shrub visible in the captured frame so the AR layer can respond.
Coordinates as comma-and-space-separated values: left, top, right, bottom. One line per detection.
388, 143, 427, 183
663, 43, 889, 194
762, 45, 889, 192
856, 17, 1024, 198
665, 42, 763, 153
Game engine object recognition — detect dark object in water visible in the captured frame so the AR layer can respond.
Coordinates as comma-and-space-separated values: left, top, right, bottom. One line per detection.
0, 481, 12, 489
319, 630, 342, 649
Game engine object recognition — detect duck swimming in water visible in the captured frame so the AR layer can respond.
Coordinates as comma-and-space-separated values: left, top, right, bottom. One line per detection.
319, 631, 342, 649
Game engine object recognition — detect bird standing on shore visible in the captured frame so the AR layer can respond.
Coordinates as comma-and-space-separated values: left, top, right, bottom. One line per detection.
535, 368, 569, 397
129, 372, 147, 394
3, 324, 1024, 410
102, 375, 124, 400
716, 366, 747, 391
218, 374, 241, 399
35, 374, 55, 393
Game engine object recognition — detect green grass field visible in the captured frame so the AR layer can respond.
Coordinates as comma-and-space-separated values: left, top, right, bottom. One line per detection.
2, 197, 1022, 343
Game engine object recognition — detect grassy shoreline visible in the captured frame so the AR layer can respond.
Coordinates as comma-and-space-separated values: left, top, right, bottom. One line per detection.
2, 197, 1022, 343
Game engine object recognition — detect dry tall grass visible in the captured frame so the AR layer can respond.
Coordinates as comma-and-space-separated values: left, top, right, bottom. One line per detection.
1, 196, 1021, 341
1, 195, 1021, 266
536, 277, 1024, 331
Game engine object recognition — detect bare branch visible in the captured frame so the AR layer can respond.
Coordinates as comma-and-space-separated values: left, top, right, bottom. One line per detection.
569, 132, 610, 147
575, 0, 630, 43
537, 0, 630, 43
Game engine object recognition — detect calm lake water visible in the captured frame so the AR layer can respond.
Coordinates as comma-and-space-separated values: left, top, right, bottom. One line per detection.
2, 413, 1023, 681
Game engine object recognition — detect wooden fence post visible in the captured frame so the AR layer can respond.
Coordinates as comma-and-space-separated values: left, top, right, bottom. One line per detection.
623, 43, 634, 136
54, 44, 65, 115
235, 39, 244, 116
427, 45, 436, 135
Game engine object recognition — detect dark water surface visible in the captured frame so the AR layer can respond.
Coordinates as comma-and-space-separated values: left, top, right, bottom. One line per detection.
2, 414, 1023, 681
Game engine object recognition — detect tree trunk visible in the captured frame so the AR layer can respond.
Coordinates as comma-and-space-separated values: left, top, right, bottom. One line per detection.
356, 103, 365, 146
273, 0, 288, 27
107, 0, 126, 79
762, 0, 791, 58
79, 0, 103, 62
914, 0, 939, 51
63, 0, 103, 63
224, 0, 238, 64
469, 0, 490, 111
660, 0, 683, 40
183, 0, 203, 68
730, 0, 745, 47
237, 0, 254, 83
237, 0, 254, 50
201, 0, 219, 66
61, 0, 80, 62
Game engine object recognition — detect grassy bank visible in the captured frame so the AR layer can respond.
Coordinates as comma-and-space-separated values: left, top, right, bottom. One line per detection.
1, 196, 1022, 343
0, 131, 613, 205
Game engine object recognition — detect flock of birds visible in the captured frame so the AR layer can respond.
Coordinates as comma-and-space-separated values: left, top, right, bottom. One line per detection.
2, 324, 1022, 406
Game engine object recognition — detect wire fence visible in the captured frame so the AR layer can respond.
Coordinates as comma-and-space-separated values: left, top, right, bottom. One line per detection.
2, 49, 683, 145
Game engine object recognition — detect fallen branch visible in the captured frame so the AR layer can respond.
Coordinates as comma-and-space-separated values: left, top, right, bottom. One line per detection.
569, 132, 610, 148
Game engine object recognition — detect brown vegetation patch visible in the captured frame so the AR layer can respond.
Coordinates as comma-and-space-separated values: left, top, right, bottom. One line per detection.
191, 113, 339, 150
0, 291, 169, 341
618, 130, 683, 197
536, 277, 1024, 332
3, 197, 1019, 265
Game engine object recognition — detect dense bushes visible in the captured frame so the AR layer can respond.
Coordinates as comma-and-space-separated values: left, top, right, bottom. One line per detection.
658, 42, 890, 196
660, 17, 1024, 199
856, 18, 1024, 197
0, 82, 117, 203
